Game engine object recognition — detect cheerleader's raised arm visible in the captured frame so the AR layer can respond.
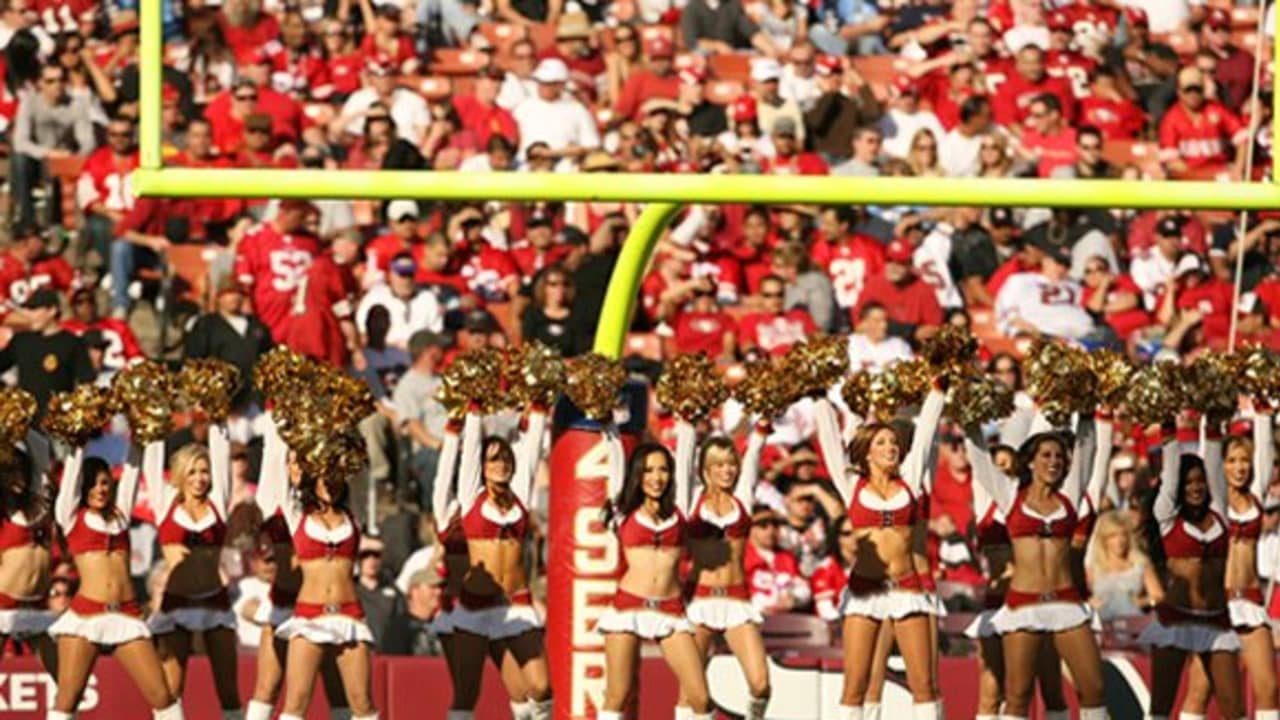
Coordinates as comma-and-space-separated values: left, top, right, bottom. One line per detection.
53, 447, 86, 532
255, 413, 289, 522
1252, 406, 1274, 502
813, 398, 853, 503
1202, 418, 1229, 519
1154, 428, 1181, 534
900, 388, 945, 495
674, 419, 698, 514
511, 408, 549, 508
963, 427, 1014, 517
431, 419, 462, 526
455, 409, 484, 515
737, 421, 767, 509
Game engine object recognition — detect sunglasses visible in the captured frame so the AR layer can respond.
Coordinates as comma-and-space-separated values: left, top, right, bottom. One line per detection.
246, 127, 270, 135
41, 76, 63, 84
1085, 266, 1106, 274
761, 290, 784, 299
839, 530, 855, 538
753, 519, 782, 528
1180, 84, 1204, 94
235, 94, 257, 102
108, 130, 132, 138
615, 34, 636, 42
1079, 141, 1102, 151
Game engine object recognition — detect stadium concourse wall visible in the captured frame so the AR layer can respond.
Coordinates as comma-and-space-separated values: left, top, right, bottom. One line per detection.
0, 652, 1245, 719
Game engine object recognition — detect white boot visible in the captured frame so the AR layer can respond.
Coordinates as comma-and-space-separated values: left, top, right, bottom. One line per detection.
976, 716, 998, 720
46, 713, 74, 720
445, 713, 474, 720
863, 702, 881, 720
598, 713, 623, 720
279, 715, 303, 720
1257, 712, 1280, 720
352, 715, 379, 720
153, 703, 185, 720
691, 714, 714, 720
244, 702, 273, 720
674, 707, 693, 720
1078, 708, 1108, 720
912, 701, 941, 720
511, 701, 534, 720
839, 706, 864, 720
1177, 715, 1205, 720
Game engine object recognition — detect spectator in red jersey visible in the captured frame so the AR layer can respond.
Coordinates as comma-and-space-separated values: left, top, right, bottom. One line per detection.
1222, 293, 1280, 351
812, 205, 885, 315
452, 68, 518, 150
510, 212, 570, 282
456, 210, 520, 303
854, 238, 943, 344
231, 49, 303, 143
738, 274, 816, 357
414, 231, 471, 313
62, 287, 142, 373
234, 199, 320, 342
1129, 216, 1186, 311
1110, 6, 1180, 120
811, 515, 855, 622
761, 117, 827, 175
316, 19, 364, 101
234, 112, 290, 169
0, 224, 60, 327
363, 199, 422, 288
78, 114, 142, 317
268, 8, 328, 100
1018, 93, 1077, 177
671, 277, 735, 360
1081, 254, 1151, 342
1075, 66, 1146, 142
1157, 253, 1235, 350
205, 78, 260, 155
218, 0, 280, 60
1199, 6, 1254, 112
281, 237, 363, 369
1159, 65, 1247, 175
878, 73, 941, 162
992, 44, 1075, 131
1044, 11, 1096, 100
612, 33, 678, 122
776, 475, 840, 579
357, 0, 419, 75
744, 505, 811, 615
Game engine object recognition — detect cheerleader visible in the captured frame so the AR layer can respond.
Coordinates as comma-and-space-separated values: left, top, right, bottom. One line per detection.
431, 418, 534, 719
448, 405, 551, 720
0, 440, 56, 672
964, 411, 1113, 720
47, 444, 183, 719
677, 419, 771, 720
1139, 418, 1243, 720
268, 446, 378, 719
596, 441, 711, 720
813, 386, 944, 720
148, 431, 240, 717
245, 419, 350, 720
1223, 404, 1277, 719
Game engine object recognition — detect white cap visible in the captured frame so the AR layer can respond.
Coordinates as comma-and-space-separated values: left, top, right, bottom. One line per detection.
750, 58, 782, 83
387, 199, 419, 222
1239, 291, 1260, 315
1173, 253, 1204, 278
532, 58, 570, 84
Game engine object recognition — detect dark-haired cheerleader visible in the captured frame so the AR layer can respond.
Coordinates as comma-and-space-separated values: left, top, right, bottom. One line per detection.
0, 438, 56, 674
48, 443, 183, 719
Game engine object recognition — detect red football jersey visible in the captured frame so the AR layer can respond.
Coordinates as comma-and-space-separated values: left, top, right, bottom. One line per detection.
673, 310, 733, 357
737, 309, 816, 356
234, 223, 320, 341
813, 235, 886, 310
993, 73, 1076, 127
744, 542, 808, 610
1080, 274, 1152, 340
509, 243, 571, 279
280, 254, 353, 368
62, 318, 143, 371
1079, 95, 1146, 140
1158, 101, 1245, 169
76, 148, 140, 214
809, 555, 850, 607
1046, 50, 1097, 99
458, 244, 519, 303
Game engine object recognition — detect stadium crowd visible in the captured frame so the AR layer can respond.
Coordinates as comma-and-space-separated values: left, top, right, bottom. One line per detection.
3, 0, 1280, 662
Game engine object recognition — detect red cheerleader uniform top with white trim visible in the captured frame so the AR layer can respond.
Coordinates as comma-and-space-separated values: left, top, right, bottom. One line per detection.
1163, 513, 1229, 559
1228, 498, 1263, 542
292, 512, 359, 561
64, 508, 130, 555
846, 478, 919, 529
975, 504, 1011, 547
462, 491, 529, 541
0, 511, 49, 550
686, 494, 751, 541
1004, 492, 1077, 540
619, 509, 685, 549
157, 503, 227, 548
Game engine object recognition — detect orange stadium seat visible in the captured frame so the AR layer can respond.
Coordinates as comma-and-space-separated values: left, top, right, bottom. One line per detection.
416, 75, 453, 101
527, 22, 558, 52
851, 55, 907, 100
477, 22, 527, 54
46, 155, 85, 229
167, 244, 214, 305
430, 48, 488, 75
708, 53, 752, 83
704, 79, 744, 104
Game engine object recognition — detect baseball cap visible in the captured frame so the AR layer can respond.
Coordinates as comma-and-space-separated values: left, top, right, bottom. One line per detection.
644, 35, 674, 58
771, 117, 798, 138
387, 199, 419, 222
25, 288, 59, 310
390, 253, 418, 277
730, 95, 758, 123
462, 309, 499, 333
1238, 291, 1263, 316
679, 66, 707, 85
532, 58, 570, 84
1156, 216, 1185, 239
408, 330, 451, 359
750, 58, 782, 83
885, 239, 914, 264
989, 207, 1016, 228
1205, 7, 1231, 30
1048, 11, 1071, 31
527, 210, 555, 227
1123, 6, 1148, 27
1174, 253, 1206, 278
815, 55, 842, 78
1025, 223, 1071, 265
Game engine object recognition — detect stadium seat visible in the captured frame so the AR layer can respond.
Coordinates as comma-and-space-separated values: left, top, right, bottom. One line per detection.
704, 79, 745, 105
708, 53, 752, 84
416, 75, 453, 101
46, 155, 85, 229
760, 613, 832, 649
430, 49, 488, 76
851, 55, 907, 98
167, 244, 215, 304
477, 22, 526, 55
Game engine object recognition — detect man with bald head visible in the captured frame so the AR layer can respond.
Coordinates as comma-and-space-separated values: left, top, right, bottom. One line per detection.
1157, 64, 1247, 174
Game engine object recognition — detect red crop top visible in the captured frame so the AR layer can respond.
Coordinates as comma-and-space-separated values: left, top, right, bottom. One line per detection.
0, 511, 49, 551
461, 491, 529, 541
292, 512, 359, 561
157, 503, 227, 548
1163, 514, 1229, 559
619, 510, 685, 549
686, 495, 751, 541
1228, 498, 1263, 542
262, 510, 292, 545
1005, 492, 1077, 540
975, 504, 1010, 548
64, 508, 130, 555
846, 478, 919, 529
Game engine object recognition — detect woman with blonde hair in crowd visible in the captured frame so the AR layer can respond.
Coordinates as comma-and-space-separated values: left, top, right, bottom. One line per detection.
1085, 510, 1162, 621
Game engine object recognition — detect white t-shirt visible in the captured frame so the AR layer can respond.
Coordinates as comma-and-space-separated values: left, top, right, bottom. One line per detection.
341, 87, 431, 145
497, 73, 538, 111
880, 108, 947, 161
512, 96, 601, 158
915, 225, 963, 309
1121, 0, 1194, 34
355, 285, 445, 348
779, 67, 822, 113
847, 333, 913, 373
995, 271, 1093, 339
1128, 250, 1177, 311
940, 129, 985, 178
232, 576, 271, 648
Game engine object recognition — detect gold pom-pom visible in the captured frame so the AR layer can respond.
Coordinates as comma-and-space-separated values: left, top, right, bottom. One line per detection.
42, 384, 113, 446
841, 371, 872, 417
1232, 347, 1280, 404
783, 335, 850, 398
111, 361, 176, 444
921, 325, 978, 380
945, 372, 1015, 427
1025, 340, 1095, 425
254, 346, 316, 400
656, 353, 728, 422
733, 358, 793, 420
1123, 361, 1183, 427
1182, 353, 1238, 424
564, 353, 626, 422
297, 426, 367, 485
437, 348, 504, 417
178, 359, 241, 422
0, 388, 36, 443
1088, 350, 1133, 409
503, 342, 566, 410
